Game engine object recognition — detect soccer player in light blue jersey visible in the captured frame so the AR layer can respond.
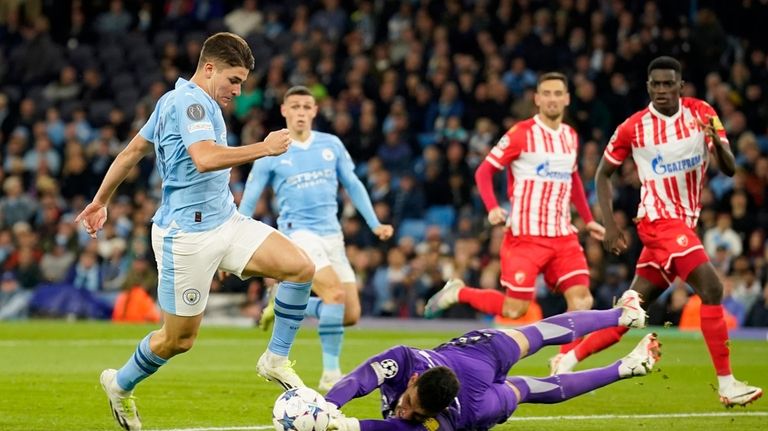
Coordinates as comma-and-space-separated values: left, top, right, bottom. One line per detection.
76, 33, 316, 431
239, 86, 393, 391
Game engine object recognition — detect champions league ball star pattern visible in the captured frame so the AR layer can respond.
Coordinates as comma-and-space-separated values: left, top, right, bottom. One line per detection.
273, 387, 331, 431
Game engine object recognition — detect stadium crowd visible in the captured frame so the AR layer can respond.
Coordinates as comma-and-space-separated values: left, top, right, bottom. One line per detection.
1, 0, 767, 327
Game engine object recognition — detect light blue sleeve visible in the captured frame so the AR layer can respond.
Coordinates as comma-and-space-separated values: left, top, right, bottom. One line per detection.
138, 107, 158, 142
177, 93, 216, 149
336, 140, 381, 230
239, 157, 272, 216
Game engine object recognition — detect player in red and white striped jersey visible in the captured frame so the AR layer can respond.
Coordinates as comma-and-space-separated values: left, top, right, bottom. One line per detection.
425, 73, 605, 361
559, 56, 761, 407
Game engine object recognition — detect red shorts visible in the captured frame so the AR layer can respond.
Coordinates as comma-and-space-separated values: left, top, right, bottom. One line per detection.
499, 233, 590, 300
635, 218, 710, 287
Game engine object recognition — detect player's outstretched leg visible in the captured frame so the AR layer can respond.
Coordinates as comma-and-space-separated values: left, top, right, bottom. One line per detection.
258, 280, 312, 389
515, 289, 644, 358
508, 334, 661, 405
549, 289, 646, 374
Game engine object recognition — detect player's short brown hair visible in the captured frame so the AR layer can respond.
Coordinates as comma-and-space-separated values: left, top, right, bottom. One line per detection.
283, 85, 314, 103
537, 72, 568, 89
198, 32, 255, 70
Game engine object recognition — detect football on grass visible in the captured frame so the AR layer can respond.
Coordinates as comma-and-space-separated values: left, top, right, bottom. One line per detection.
272, 387, 330, 431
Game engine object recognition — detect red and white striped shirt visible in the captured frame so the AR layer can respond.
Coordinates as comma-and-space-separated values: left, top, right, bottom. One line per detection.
604, 97, 729, 228
484, 115, 580, 237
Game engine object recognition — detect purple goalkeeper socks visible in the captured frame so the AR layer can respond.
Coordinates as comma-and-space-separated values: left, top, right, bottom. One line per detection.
507, 361, 621, 404
517, 308, 622, 355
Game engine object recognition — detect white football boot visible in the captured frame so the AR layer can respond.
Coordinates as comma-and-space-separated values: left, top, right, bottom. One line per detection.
100, 369, 141, 431
618, 333, 661, 378
424, 279, 464, 318
257, 351, 305, 390
719, 380, 763, 407
318, 370, 344, 392
616, 289, 647, 329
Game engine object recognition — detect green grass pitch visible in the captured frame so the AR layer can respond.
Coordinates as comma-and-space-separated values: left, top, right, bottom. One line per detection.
0, 321, 766, 430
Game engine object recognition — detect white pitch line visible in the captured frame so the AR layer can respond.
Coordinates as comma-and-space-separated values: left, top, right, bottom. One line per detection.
506, 411, 768, 422
145, 412, 768, 431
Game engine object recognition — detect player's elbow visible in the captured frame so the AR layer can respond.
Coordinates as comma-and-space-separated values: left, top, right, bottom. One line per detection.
192, 155, 215, 173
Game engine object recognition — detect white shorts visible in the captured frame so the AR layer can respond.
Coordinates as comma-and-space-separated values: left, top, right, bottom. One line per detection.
151, 212, 277, 316
289, 230, 355, 284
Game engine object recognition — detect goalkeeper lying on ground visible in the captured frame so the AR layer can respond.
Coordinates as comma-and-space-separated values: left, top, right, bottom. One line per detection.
324, 290, 659, 431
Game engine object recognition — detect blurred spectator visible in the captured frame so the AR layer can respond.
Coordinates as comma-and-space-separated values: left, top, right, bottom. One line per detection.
704, 213, 743, 263
0, 177, 37, 228
0, 271, 31, 320
224, 0, 262, 36
68, 250, 102, 292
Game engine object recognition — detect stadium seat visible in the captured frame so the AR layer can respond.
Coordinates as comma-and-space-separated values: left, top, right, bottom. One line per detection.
110, 73, 135, 94
425, 205, 456, 229
115, 89, 139, 115
397, 219, 428, 242
88, 100, 115, 127
67, 45, 96, 71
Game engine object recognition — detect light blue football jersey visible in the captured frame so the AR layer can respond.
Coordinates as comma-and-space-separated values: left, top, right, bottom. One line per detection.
240, 131, 380, 236
140, 78, 235, 232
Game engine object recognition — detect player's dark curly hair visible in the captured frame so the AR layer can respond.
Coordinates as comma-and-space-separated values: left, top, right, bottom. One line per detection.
198, 32, 255, 70
416, 367, 460, 414
647, 56, 682, 76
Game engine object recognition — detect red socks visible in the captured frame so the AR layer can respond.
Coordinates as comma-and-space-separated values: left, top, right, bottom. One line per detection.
559, 337, 584, 354
458, 287, 504, 316
573, 326, 629, 361
700, 304, 732, 376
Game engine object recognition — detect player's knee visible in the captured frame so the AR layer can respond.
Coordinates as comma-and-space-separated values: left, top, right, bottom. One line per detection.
343, 305, 360, 326
502, 300, 529, 319
567, 292, 594, 311
699, 283, 723, 305
286, 253, 315, 283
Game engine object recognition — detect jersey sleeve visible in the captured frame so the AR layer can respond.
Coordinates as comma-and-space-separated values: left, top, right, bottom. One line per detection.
239, 157, 272, 216
326, 346, 410, 409
138, 107, 158, 143
177, 93, 217, 149
603, 120, 633, 165
484, 125, 525, 169
336, 139, 380, 230
697, 100, 729, 150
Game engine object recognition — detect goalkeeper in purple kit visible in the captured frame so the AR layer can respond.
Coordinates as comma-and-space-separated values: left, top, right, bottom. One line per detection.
324, 290, 660, 431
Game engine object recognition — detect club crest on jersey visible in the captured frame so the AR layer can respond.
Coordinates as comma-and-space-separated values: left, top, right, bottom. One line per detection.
676, 234, 689, 247
515, 271, 526, 285
182, 288, 201, 305
322, 149, 335, 161
497, 134, 510, 149
651, 152, 702, 176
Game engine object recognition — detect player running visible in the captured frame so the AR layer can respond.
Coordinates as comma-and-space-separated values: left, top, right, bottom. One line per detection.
78, 33, 315, 431
324, 290, 658, 431
239, 86, 393, 391
425, 72, 604, 367
555, 56, 762, 407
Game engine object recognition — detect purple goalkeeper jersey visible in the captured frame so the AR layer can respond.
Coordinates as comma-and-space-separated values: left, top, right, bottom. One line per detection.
325, 330, 522, 431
